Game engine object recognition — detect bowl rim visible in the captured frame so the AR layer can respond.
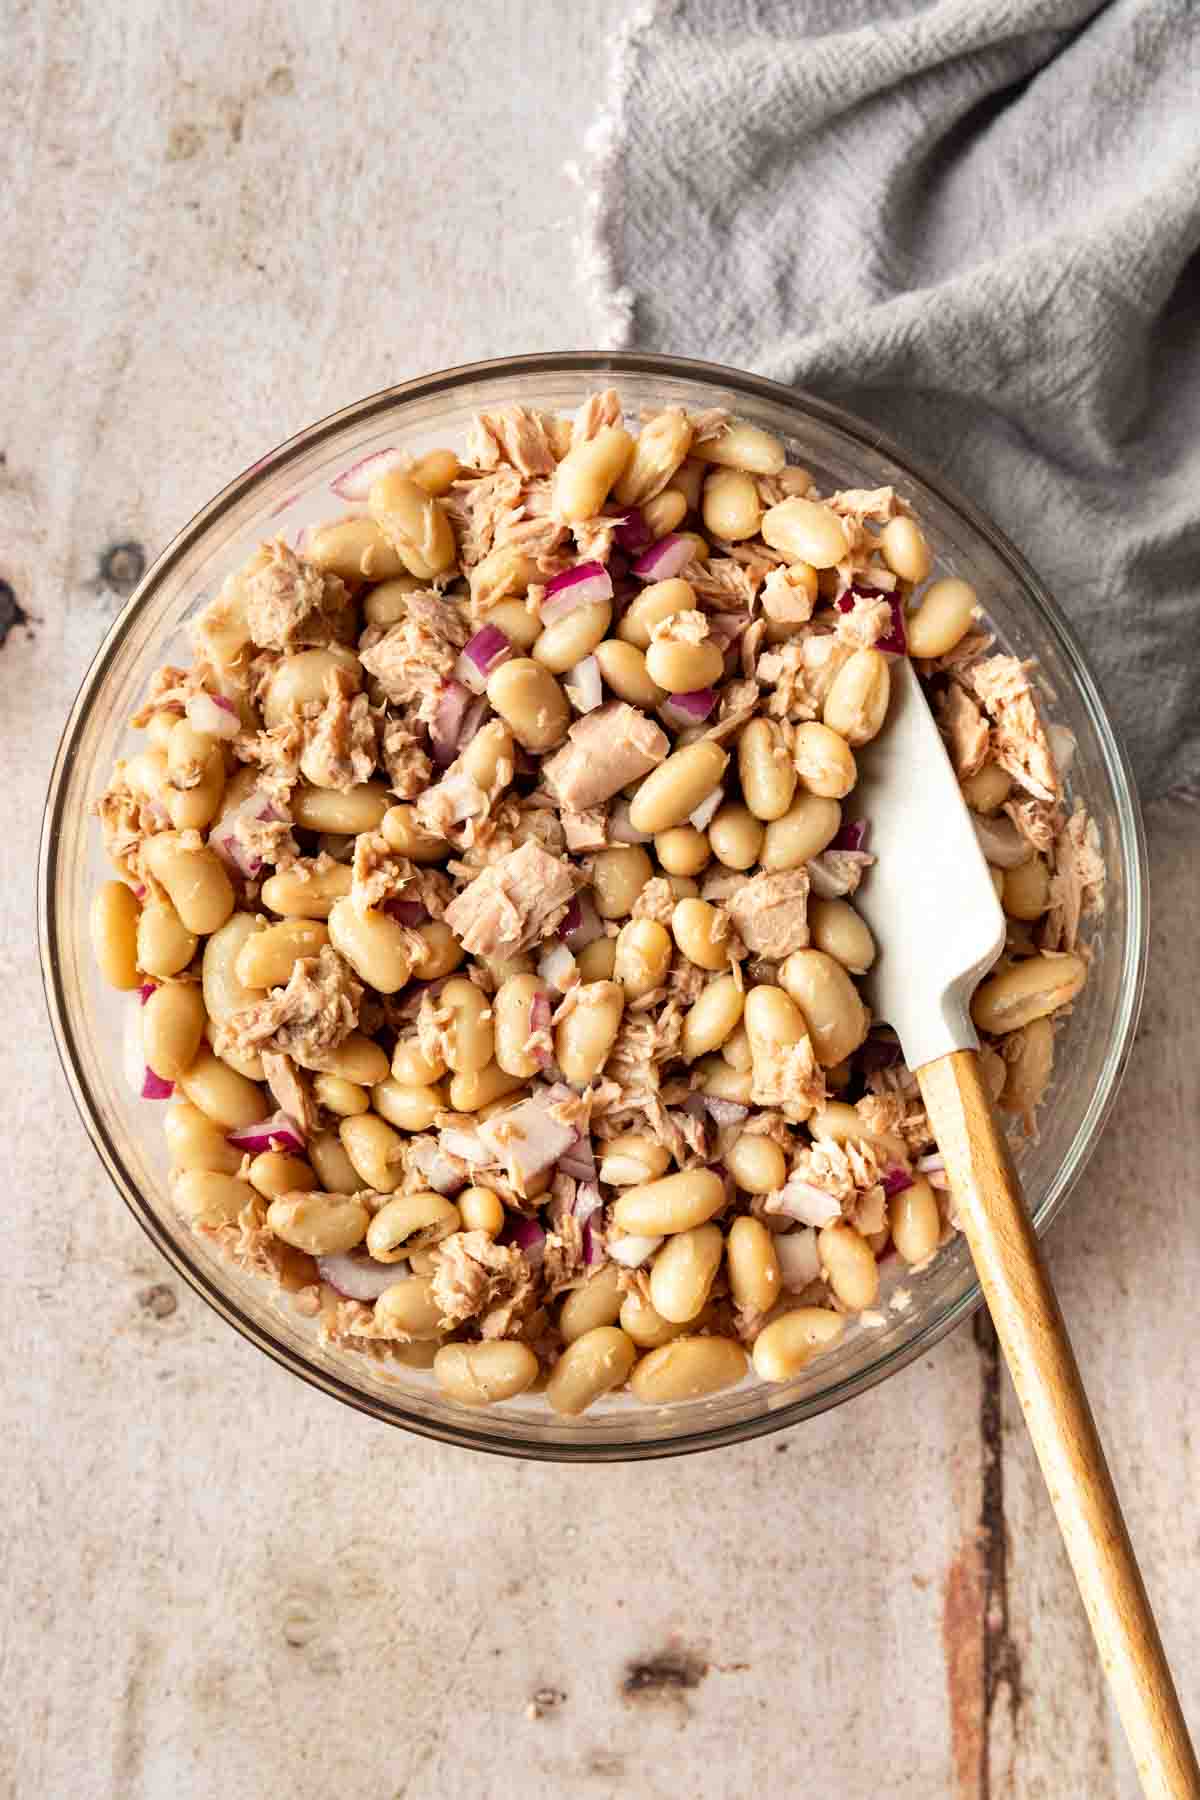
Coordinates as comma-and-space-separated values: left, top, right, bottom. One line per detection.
38, 349, 1149, 1461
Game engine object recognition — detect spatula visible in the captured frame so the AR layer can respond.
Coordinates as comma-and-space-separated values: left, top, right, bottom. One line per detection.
852, 657, 1199, 1799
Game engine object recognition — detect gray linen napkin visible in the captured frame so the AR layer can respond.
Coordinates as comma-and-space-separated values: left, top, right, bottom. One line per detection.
592, 0, 1200, 795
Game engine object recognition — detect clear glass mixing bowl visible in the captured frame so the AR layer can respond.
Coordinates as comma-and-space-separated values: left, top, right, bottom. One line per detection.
38, 352, 1147, 1460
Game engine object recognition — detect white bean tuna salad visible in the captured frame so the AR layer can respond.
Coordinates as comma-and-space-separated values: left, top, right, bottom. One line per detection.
90, 390, 1105, 1413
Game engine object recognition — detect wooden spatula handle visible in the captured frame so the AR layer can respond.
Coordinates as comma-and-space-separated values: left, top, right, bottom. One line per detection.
919, 1050, 1199, 1800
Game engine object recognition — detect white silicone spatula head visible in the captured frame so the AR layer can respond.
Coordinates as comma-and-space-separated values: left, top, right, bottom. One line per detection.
850, 657, 1005, 1071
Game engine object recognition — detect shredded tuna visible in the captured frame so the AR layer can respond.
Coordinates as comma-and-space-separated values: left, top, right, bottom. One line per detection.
242, 539, 353, 653
757, 635, 853, 720
380, 716, 432, 798
359, 593, 468, 715
749, 1028, 826, 1122
570, 389, 622, 447
938, 682, 990, 780
430, 1230, 536, 1336
760, 565, 816, 630
93, 765, 169, 886
465, 405, 557, 479
261, 1051, 320, 1139
1040, 805, 1105, 953
835, 591, 895, 651
963, 655, 1060, 803
223, 945, 362, 1071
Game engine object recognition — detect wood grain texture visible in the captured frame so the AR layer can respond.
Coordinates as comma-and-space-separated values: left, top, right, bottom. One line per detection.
919, 1050, 1200, 1799
1, 1, 1197, 1794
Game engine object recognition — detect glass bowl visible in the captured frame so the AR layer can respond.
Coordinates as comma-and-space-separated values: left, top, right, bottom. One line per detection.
38, 352, 1147, 1461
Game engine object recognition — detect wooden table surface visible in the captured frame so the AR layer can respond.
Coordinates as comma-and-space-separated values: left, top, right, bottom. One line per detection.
3, 4, 1196, 1795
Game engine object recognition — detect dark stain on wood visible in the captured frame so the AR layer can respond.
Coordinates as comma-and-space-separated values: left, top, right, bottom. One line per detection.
0, 579, 29, 646
98, 542, 147, 595
622, 1650, 708, 1703
942, 1312, 1025, 1798
137, 1283, 177, 1319
976, 1309, 1024, 1782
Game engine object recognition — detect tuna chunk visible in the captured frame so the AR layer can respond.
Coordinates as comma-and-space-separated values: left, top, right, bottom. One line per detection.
962, 656, 1059, 803
443, 839, 580, 957
430, 1230, 536, 1336
380, 717, 431, 798
540, 703, 668, 811
359, 593, 468, 718
938, 682, 989, 781
223, 945, 362, 1071
242, 539, 353, 653
261, 1051, 319, 1138
750, 1030, 826, 1122
726, 870, 810, 959
299, 689, 378, 791
561, 807, 609, 853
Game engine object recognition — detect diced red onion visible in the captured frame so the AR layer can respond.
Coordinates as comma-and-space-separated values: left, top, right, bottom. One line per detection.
527, 991, 555, 1066
318, 1251, 403, 1302
631, 533, 692, 582
882, 1166, 914, 1198
541, 562, 613, 622
142, 1069, 174, 1101
478, 1091, 576, 1185
565, 654, 603, 714
330, 446, 407, 501
138, 982, 156, 1006
830, 818, 870, 854
186, 692, 241, 740
806, 850, 873, 898
859, 1032, 902, 1075
776, 1227, 821, 1292
383, 897, 428, 928
608, 550, 631, 582
704, 1097, 748, 1128
503, 1215, 546, 1266
661, 687, 717, 730
705, 612, 749, 650
608, 797, 653, 845
613, 508, 652, 554
607, 1232, 662, 1269
972, 814, 1031, 870
439, 1127, 488, 1165
572, 1180, 602, 1224
771, 1179, 842, 1228
133, 883, 147, 901
581, 1218, 603, 1267
460, 695, 490, 749
454, 625, 512, 694
561, 891, 604, 950
559, 1133, 597, 1183
537, 939, 577, 994
430, 680, 472, 768
1047, 723, 1076, 778
916, 1153, 945, 1174
210, 790, 284, 881
688, 786, 724, 831
408, 1140, 467, 1195
227, 1110, 305, 1155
